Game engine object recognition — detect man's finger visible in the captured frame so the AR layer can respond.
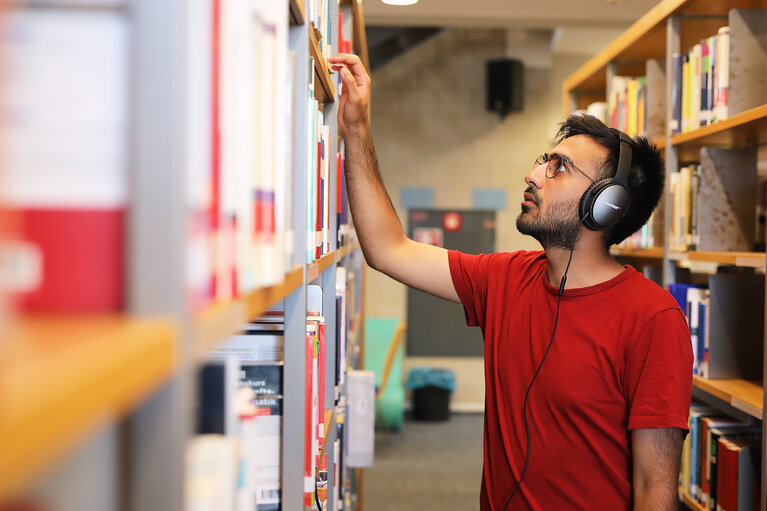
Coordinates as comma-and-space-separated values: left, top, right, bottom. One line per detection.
329, 53, 368, 84
338, 66, 361, 102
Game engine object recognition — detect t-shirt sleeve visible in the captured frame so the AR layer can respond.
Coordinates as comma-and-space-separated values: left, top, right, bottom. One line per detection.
448, 250, 492, 328
625, 308, 693, 435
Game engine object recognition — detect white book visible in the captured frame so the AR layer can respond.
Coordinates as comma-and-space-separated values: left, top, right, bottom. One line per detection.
0, 10, 128, 209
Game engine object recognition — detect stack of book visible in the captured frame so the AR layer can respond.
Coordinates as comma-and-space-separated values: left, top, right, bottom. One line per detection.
668, 165, 702, 252
680, 404, 762, 511
188, 0, 295, 309
608, 76, 647, 137
668, 273, 764, 380
670, 26, 730, 135
614, 212, 658, 250
193, 313, 285, 510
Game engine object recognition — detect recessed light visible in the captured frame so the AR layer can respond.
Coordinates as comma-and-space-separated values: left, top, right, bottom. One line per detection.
381, 0, 419, 5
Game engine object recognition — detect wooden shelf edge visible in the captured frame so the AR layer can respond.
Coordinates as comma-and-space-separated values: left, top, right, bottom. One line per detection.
349, 0, 370, 73
289, 0, 305, 25
692, 376, 763, 420
679, 488, 706, 511
0, 317, 176, 500
670, 104, 767, 148
309, 24, 335, 103
308, 251, 336, 282
563, 0, 687, 93
666, 250, 766, 268
611, 247, 665, 258
195, 265, 304, 353
336, 241, 361, 262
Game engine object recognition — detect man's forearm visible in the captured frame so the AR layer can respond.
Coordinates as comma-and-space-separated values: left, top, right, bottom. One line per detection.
344, 126, 406, 270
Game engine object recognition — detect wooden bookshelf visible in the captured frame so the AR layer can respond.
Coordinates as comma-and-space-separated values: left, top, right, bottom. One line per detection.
308, 251, 337, 282
610, 247, 665, 259
679, 488, 706, 511
336, 240, 360, 261
666, 251, 766, 269
289, 0, 305, 25
309, 24, 335, 103
672, 104, 767, 161
195, 265, 304, 354
0, 316, 176, 500
693, 376, 763, 420
563, 0, 764, 113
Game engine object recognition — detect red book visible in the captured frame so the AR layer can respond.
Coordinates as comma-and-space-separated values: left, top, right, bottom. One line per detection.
11, 208, 123, 312
318, 321, 327, 449
316, 140, 322, 259
304, 330, 315, 507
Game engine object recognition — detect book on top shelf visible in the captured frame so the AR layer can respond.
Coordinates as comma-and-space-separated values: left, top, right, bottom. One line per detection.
206, 0, 293, 307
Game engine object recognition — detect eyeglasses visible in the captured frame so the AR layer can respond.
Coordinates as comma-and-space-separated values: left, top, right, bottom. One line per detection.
533, 153, 595, 183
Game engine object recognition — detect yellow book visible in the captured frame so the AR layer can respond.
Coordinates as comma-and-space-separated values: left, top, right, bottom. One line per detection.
682, 54, 690, 132
627, 78, 638, 136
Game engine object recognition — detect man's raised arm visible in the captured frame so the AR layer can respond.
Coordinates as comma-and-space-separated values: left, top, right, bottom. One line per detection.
329, 53, 459, 303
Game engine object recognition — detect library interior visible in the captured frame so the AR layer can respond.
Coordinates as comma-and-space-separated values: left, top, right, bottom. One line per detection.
1, 0, 766, 510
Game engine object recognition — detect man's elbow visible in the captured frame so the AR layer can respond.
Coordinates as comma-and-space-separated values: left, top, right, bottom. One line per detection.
632, 481, 678, 511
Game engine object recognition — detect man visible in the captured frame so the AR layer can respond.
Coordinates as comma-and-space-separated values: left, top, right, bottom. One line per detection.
329, 52, 693, 510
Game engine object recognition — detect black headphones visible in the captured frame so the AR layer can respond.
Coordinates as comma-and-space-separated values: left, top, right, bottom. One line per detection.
579, 129, 632, 231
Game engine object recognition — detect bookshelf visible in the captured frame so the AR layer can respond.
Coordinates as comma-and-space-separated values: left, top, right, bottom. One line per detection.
693, 376, 764, 420
564, 2, 767, 510
0, 316, 175, 501
610, 247, 665, 259
680, 488, 707, 511
290, 0, 306, 25
0, 1, 368, 511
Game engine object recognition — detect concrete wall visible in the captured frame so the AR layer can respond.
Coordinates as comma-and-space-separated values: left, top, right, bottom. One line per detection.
365, 28, 589, 409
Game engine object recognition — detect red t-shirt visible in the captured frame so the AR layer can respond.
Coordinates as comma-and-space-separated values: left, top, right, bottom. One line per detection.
448, 250, 693, 511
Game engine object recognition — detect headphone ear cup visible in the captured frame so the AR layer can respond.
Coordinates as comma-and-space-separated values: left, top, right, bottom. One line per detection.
580, 178, 630, 231
579, 179, 610, 230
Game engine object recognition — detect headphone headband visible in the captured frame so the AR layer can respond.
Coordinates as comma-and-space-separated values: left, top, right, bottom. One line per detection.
611, 129, 632, 186
579, 129, 632, 231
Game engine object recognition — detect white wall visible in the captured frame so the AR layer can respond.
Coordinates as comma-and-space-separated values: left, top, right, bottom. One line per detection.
365, 28, 589, 409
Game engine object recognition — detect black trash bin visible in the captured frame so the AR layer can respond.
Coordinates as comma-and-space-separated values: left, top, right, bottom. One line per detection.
406, 368, 455, 421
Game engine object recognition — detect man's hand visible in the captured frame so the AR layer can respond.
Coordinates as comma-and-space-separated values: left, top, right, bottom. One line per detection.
329, 53, 370, 138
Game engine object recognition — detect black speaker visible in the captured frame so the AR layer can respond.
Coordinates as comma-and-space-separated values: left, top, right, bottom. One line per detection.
486, 58, 524, 117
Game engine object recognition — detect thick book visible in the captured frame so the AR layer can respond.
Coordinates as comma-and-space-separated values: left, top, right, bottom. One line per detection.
1, 10, 128, 312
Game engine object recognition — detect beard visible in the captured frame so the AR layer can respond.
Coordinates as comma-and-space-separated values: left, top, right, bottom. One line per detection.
516, 194, 583, 250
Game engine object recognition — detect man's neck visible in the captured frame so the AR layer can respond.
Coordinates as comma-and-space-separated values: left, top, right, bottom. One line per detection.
544, 243, 624, 290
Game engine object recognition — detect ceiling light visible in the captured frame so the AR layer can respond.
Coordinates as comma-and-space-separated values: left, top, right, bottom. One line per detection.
381, 0, 419, 5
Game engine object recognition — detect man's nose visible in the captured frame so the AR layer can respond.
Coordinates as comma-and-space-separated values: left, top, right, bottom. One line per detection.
525, 163, 545, 189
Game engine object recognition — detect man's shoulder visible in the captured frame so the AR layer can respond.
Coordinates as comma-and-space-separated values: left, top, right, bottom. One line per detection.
622, 269, 685, 316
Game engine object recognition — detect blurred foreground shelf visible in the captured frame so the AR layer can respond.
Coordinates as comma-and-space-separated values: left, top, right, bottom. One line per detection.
0, 315, 176, 500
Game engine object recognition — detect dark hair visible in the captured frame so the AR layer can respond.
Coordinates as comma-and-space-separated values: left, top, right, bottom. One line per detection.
555, 114, 665, 248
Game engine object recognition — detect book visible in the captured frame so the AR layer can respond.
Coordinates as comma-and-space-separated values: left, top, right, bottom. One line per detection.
0, 9, 128, 312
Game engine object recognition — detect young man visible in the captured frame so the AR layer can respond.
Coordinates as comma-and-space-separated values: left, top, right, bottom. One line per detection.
329, 53, 693, 511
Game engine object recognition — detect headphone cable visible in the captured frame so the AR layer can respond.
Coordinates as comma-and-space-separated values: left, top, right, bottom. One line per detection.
502, 244, 575, 511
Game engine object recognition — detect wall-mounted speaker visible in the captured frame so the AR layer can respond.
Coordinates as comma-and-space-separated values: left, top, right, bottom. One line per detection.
486, 58, 524, 117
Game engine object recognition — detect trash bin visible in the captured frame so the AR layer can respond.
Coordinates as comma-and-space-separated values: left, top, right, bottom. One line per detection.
406, 367, 455, 421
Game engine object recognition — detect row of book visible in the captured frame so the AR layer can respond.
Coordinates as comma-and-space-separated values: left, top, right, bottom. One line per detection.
191, 264, 367, 510
680, 404, 762, 511
670, 26, 730, 135
614, 212, 658, 250
608, 76, 647, 137
308, 0, 333, 61
668, 272, 764, 380
669, 165, 701, 252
